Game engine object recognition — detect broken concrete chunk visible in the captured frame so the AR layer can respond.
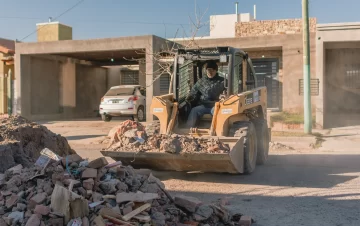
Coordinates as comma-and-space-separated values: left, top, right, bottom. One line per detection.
174, 195, 202, 213
193, 205, 213, 221
8, 211, 24, 223
82, 178, 94, 190
81, 168, 97, 179
122, 205, 133, 215
99, 179, 119, 194
116, 192, 159, 204
34, 205, 51, 215
151, 212, 166, 226
61, 154, 82, 166
16, 203, 27, 211
239, 216, 252, 226
92, 192, 103, 202
88, 157, 108, 169
7, 164, 23, 174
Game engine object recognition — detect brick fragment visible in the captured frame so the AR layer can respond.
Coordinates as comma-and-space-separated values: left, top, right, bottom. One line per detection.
6, 195, 19, 209
25, 214, 41, 226
239, 215, 252, 226
29, 193, 47, 209
81, 168, 97, 179
174, 195, 202, 213
34, 205, 51, 215
88, 157, 108, 169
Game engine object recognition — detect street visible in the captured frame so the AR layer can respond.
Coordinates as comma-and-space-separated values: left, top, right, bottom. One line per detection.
39, 118, 360, 226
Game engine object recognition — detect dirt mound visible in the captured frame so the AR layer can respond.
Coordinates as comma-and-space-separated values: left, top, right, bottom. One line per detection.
0, 115, 75, 173
105, 120, 230, 154
0, 156, 250, 225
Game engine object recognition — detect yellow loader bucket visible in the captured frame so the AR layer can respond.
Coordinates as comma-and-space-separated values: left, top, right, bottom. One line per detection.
101, 137, 245, 174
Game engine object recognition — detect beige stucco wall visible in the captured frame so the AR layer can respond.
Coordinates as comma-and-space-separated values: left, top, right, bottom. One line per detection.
37, 22, 72, 42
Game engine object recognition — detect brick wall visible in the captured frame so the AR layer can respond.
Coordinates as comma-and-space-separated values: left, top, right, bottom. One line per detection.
236, 18, 317, 37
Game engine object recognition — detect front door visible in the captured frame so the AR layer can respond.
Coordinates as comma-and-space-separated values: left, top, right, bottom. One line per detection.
252, 59, 280, 109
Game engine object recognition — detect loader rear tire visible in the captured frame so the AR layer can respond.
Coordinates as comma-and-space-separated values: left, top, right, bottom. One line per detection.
252, 119, 270, 165
229, 121, 258, 174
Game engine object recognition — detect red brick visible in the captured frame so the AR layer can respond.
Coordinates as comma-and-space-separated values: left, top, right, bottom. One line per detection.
239, 215, 252, 226
29, 193, 47, 209
81, 168, 97, 179
25, 214, 41, 226
82, 178, 94, 190
34, 205, 51, 215
174, 195, 202, 213
88, 157, 108, 169
6, 195, 19, 209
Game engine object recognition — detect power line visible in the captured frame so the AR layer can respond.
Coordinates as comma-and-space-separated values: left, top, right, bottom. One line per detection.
19, 0, 85, 41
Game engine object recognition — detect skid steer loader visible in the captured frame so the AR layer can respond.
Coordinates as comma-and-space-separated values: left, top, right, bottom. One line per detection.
102, 47, 270, 174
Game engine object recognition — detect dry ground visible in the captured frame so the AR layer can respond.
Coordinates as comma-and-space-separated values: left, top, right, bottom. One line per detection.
39, 118, 360, 226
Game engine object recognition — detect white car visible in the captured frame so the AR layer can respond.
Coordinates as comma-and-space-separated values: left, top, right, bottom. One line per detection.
99, 85, 146, 122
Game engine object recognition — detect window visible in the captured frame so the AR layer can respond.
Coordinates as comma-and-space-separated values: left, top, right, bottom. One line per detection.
121, 70, 139, 85
105, 87, 135, 96
160, 74, 171, 95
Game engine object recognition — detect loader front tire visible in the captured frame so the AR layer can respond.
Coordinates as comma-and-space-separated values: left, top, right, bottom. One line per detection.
252, 119, 270, 165
229, 121, 258, 174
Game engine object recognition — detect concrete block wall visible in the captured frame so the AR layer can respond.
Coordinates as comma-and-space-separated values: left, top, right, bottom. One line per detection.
236, 18, 317, 37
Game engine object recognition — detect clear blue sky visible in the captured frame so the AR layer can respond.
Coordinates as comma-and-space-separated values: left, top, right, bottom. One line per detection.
0, 0, 359, 42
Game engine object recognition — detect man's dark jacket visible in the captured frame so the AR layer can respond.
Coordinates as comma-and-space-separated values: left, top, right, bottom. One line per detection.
186, 73, 225, 108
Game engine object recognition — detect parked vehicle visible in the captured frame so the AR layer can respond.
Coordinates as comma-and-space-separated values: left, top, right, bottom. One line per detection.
99, 85, 146, 122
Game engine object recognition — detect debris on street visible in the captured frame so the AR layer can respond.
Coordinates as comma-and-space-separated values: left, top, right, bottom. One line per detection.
269, 141, 295, 150
0, 116, 75, 173
105, 120, 231, 154
0, 152, 248, 225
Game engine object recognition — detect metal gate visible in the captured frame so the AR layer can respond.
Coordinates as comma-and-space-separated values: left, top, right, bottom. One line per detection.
252, 59, 280, 109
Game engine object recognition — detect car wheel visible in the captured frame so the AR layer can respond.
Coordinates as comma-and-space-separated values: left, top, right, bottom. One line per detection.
135, 106, 145, 122
101, 114, 112, 122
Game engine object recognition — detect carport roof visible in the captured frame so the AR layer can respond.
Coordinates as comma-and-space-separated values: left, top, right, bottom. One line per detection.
15, 35, 164, 55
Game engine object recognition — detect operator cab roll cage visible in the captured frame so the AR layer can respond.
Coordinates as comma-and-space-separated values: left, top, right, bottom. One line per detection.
172, 46, 258, 103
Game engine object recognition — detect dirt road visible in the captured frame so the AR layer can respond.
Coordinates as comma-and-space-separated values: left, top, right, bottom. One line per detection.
40, 118, 360, 226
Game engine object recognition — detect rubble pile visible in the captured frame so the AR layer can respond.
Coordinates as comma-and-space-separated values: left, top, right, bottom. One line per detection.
0, 154, 250, 226
0, 116, 75, 173
106, 120, 230, 154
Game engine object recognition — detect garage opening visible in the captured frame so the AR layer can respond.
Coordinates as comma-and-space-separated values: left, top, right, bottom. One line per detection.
252, 59, 280, 109
325, 48, 360, 128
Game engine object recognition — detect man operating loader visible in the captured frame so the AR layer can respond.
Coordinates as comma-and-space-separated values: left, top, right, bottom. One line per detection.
185, 60, 226, 128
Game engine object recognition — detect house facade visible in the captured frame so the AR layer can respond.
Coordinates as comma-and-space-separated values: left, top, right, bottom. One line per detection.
0, 38, 15, 115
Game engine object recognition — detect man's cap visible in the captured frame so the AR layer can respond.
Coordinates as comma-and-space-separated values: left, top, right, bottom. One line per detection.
206, 61, 218, 70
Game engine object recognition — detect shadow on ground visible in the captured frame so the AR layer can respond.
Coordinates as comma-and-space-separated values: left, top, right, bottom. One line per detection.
151, 154, 360, 189
167, 189, 360, 226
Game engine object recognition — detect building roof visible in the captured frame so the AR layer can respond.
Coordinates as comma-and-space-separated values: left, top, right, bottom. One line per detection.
0, 38, 15, 54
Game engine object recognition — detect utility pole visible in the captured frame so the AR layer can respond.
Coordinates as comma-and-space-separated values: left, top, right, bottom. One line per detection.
302, 0, 312, 134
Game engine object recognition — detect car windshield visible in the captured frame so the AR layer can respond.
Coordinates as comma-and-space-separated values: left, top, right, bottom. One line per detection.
105, 87, 135, 96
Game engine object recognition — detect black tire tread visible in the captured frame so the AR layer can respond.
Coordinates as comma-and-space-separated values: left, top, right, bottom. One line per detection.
229, 121, 258, 174
252, 118, 270, 165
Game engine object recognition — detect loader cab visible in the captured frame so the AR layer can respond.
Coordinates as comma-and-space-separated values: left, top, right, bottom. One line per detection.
172, 47, 258, 128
